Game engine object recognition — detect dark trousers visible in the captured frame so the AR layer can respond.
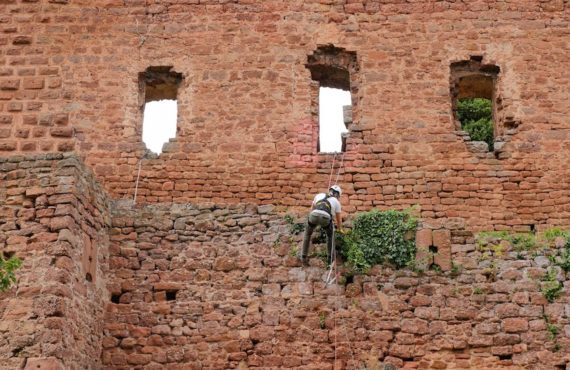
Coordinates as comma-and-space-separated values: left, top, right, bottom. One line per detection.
301, 218, 335, 264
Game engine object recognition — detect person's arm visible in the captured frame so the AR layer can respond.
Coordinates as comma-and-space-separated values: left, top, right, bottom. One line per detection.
335, 212, 342, 231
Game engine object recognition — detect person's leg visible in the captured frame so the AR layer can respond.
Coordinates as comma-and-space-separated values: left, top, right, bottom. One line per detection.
325, 222, 335, 265
301, 219, 315, 262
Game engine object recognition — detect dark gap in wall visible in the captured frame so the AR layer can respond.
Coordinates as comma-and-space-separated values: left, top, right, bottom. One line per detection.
3, 251, 15, 259
12, 346, 23, 357
85, 273, 92, 282
139, 66, 183, 104
166, 290, 177, 301
111, 294, 121, 304
429, 263, 441, 271
345, 275, 354, 285
429, 246, 438, 254
498, 354, 512, 360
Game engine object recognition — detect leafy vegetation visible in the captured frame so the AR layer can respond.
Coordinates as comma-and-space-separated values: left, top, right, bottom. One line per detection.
543, 314, 561, 352
541, 268, 563, 303
318, 312, 327, 329
337, 208, 417, 272
0, 255, 22, 292
477, 230, 538, 252
558, 245, 570, 272
476, 227, 570, 253
543, 227, 570, 242
477, 227, 570, 276
284, 214, 305, 235
457, 98, 494, 150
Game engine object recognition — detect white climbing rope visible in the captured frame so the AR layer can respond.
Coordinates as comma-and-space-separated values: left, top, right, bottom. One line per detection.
133, 156, 143, 204
328, 153, 337, 189
334, 152, 345, 186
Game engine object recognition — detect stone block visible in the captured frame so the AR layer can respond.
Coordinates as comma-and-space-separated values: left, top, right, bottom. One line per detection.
432, 229, 451, 271
24, 358, 65, 370
416, 229, 432, 248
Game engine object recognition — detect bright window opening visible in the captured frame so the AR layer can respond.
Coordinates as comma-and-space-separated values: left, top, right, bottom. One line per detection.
306, 45, 358, 153
142, 100, 178, 154
319, 87, 351, 153
139, 66, 183, 154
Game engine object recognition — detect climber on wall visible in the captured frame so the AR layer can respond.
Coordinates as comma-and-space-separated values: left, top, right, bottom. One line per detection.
300, 185, 343, 265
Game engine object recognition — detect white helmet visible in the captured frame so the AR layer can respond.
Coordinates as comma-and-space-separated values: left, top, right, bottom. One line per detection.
329, 185, 342, 196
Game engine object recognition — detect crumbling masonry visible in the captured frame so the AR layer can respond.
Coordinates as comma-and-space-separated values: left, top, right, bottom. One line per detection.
1, 1, 570, 369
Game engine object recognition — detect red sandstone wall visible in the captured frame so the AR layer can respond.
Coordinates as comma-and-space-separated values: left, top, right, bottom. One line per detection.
104, 202, 570, 370
0, 154, 569, 369
1, 1, 570, 233
0, 154, 110, 370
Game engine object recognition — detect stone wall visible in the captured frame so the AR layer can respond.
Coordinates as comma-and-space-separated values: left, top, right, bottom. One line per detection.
104, 202, 570, 370
1, 1, 570, 232
0, 154, 110, 370
1, 0, 570, 368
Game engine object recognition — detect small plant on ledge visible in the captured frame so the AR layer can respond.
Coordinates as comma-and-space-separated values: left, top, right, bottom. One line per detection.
0, 255, 22, 292
541, 268, 563, 303
284, 214, 305, 235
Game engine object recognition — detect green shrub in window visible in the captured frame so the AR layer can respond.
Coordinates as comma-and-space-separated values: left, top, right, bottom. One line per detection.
457, 98, 494, 150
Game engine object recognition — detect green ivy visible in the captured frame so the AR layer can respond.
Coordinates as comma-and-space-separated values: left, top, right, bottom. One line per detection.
338, 208, 417, 270
477, 231, 537, 252
558, 245, 570, 272
541, 268, 563, 303
543, 227, 570, 242
477, 228, 570, 256
0, 256, 22, 292
284, 214, 305, 235
457, 98, 494, 150
337, 232, 370, 273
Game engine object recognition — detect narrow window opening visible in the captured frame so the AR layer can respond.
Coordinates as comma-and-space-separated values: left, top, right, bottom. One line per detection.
451, 58, 500, 152
139, 66, 183, 154
306, 45, 358, 153
429, 246, 438, 254
85, 273, 92, 282
319, 87, 350, 153
166, 290, 177, 301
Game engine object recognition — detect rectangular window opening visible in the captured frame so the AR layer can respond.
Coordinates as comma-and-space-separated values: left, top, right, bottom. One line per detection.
319, 86, 351, 153
451, 59, 500, 152
139, 66, 183, 154
306, 45, 358, 154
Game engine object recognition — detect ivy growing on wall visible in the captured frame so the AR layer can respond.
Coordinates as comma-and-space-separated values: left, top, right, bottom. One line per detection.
338, 208, 418, 273
457, 98, 494, 150
0, 255, 22, 292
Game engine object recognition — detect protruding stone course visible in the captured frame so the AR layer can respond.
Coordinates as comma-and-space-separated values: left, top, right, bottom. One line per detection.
101, 200, 569, 369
